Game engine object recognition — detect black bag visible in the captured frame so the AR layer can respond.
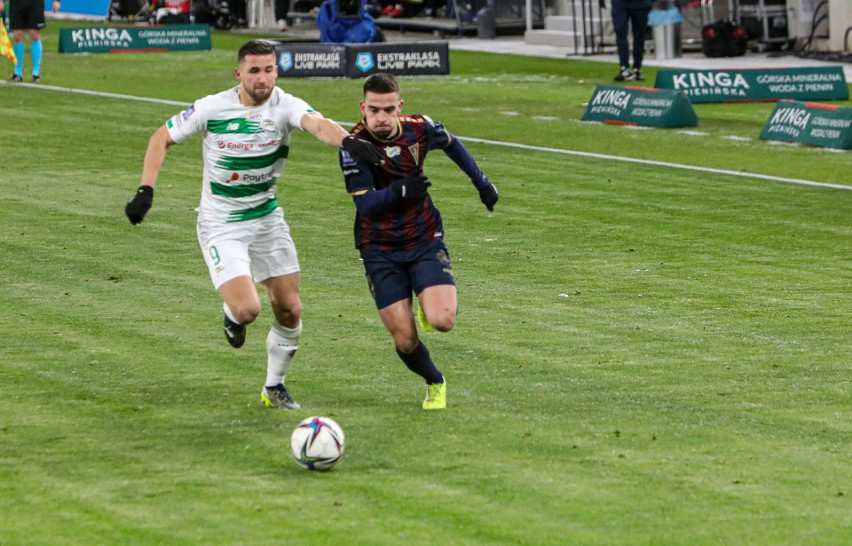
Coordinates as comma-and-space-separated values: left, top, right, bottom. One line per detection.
292, 0, 321, 12
157, 11, 192, 23
702, 19, 748, 58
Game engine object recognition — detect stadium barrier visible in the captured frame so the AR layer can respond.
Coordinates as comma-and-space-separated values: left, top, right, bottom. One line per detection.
759, 100, 852, 150
654, 67, 849, 104
52, 0, 111, 20
581, 85, 698, 128
274, 41, 449, 78
58, 24, 211, 53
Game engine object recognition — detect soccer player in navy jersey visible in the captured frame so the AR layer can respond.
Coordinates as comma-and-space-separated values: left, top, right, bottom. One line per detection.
339, 72, 498, 410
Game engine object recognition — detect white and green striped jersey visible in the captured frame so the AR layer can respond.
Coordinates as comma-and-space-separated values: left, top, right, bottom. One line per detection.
166, 86, 312, 223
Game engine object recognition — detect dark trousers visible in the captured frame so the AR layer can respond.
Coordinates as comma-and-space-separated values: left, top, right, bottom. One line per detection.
275, 0, 290, 20
230, 0, 247, 20
612, 4, 651, 69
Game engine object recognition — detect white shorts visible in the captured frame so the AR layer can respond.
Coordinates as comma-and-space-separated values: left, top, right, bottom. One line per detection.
196, 208, 300, 290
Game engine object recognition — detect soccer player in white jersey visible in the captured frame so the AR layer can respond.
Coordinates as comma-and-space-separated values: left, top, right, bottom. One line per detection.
124, 40, 384, 410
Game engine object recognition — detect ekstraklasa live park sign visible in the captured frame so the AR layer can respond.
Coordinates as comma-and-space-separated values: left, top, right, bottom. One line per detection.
273, 42, 449, 78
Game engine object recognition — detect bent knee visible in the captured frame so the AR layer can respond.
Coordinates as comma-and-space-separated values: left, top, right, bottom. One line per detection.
232, 303, 261, 325
272, 300, 302, 326
289, 300, 303, 321
393, 334, 419, 354
431, 317, 455, 333
429, 310, 456, 333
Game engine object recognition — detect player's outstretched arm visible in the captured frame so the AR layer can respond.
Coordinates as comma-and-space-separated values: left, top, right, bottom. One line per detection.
442, 135, 498, 212
301, 112, 385, 165
126, 125, 174, 225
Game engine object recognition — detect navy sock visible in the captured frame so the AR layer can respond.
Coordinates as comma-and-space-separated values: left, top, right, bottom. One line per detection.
396, 342, 443, 385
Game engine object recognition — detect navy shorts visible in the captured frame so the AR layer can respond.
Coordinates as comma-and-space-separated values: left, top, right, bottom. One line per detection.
361, 240, 455, 310
9, 0, 46, 31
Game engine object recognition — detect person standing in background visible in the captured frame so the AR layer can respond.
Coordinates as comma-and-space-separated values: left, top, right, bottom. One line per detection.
602, 0, 652, 82
276, 0, 289, 31
229, 0, 247, 27
1, 0, 60, 83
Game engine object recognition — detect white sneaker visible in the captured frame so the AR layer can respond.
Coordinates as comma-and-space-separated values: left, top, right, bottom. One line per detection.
614, 66, 635, 82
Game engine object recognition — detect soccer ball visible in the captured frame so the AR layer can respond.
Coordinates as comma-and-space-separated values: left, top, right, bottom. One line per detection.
290, 416, 345, 471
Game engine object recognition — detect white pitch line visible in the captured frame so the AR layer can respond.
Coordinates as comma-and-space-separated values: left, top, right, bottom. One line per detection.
461, 137, 851, 192
8, 81, 850, 192
2, 81, 191, 107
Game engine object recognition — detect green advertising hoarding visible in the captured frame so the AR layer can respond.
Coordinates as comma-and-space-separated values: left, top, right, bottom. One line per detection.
654, 67, 849, 103
59, 25, 211, 54
581, 85, 698, 128
760, 100, 852, 150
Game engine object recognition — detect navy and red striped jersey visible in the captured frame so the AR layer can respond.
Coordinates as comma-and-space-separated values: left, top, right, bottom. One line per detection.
340, 114, 453, 252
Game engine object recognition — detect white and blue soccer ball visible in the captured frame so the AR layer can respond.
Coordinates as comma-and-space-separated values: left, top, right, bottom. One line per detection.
290, 416, 345, 471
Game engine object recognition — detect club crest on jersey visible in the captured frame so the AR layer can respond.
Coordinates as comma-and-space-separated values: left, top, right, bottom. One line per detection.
408, 143, 420, 165
386, 146, 401, 158
247, 113, 262, 121
263, 119, 275, 130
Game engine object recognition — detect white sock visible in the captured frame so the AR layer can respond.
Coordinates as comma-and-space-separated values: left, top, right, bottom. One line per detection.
265, 320, 302, 387
223, 302, 239, 324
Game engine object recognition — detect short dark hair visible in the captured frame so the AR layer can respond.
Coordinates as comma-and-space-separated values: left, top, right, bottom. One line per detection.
238, 40, 276, 63
363, 73, 400, 96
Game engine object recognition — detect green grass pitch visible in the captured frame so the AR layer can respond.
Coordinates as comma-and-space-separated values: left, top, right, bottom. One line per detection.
0, 22, 850, 545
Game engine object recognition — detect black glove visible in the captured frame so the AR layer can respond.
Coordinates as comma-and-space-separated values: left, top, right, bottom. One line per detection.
342, 135, 385, 165
599, 0, 606, 8
478, 182, 498, 212
391, 173, 431, 200
125, 185, 153, 225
